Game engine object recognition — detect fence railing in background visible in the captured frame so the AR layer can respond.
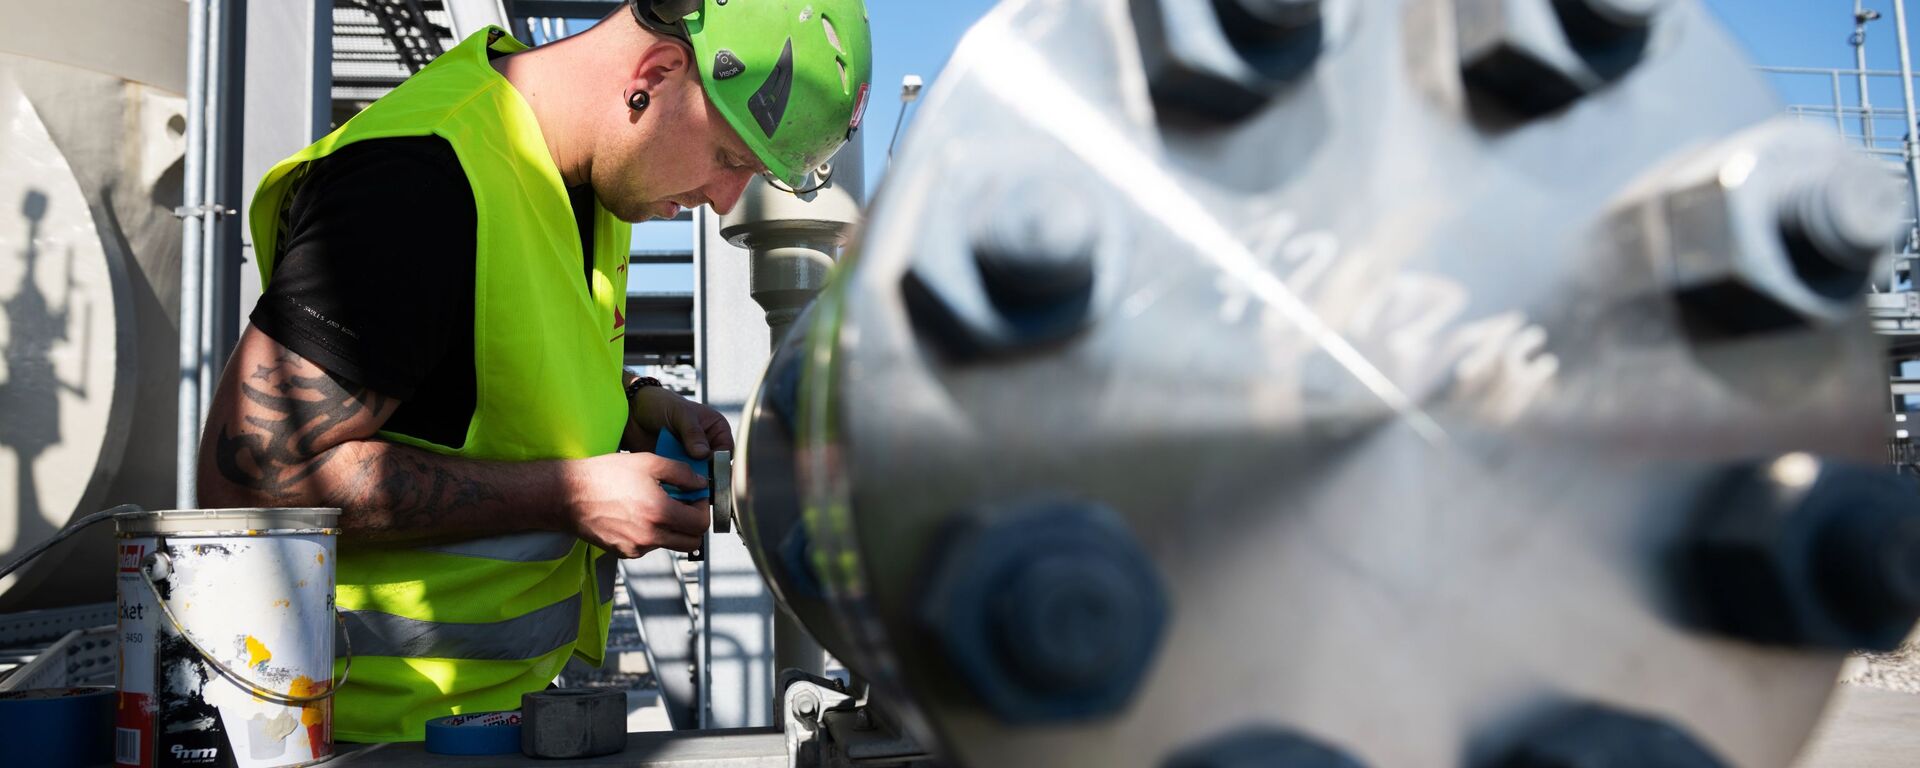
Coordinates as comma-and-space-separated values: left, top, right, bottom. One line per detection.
1761, 66, 1918, 159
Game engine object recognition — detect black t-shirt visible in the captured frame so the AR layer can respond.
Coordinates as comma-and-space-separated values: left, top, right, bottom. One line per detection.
250, 136, 601, 449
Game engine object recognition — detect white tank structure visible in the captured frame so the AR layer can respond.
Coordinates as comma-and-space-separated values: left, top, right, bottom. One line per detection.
0, 1, 188, 612
729, 0, 1919, 766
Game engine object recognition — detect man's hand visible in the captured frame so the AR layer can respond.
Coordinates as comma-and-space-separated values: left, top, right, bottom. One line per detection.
200, 326, 704, 552
562, 452, 712, 557
623, 385, 734, 459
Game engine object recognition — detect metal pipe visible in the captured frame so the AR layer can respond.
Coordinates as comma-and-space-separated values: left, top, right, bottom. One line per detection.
719, 142, 867, 693
177, 0, 210, 509
698, 542, 711, 729
1893, 0, 1920, 248
1834, 70, 1849, 135
208, 0, 249, 410
1859, 1, 1879, 149
198, 0, 228, 425
1760, 65, 1907, 76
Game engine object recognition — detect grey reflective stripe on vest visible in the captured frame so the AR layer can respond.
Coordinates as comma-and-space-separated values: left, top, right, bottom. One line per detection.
343, 593, 581, 660
420, 532, 580, 562
596, 552, 616, 604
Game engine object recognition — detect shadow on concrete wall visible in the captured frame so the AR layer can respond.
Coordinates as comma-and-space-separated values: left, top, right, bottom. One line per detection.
1, 189, 89, 569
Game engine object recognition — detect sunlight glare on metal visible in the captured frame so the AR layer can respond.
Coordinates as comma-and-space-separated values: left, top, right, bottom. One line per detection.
1768, 452, 1822, 489
1720, 151, 1759, 188
956, 14, 1448, 446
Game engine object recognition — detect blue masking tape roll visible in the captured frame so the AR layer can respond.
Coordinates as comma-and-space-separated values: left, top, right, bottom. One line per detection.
654, 430, 712, 502
0, 687, 112, 768
425, 710, 523, 755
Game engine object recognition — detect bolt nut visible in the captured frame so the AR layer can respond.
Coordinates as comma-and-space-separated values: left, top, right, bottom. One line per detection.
903, 174, 1113, 360
1780, 165, 1907, 280
1551, 0, 1668, 79
1213, 0, 1322, 44
990, 554, 1143, 690
918, 501, 1169, 723
1457, 0, 1600, 116
1645, 120, 1896, 337
1132, 0, 1322, 123
1683, 455, 1920, 651
1165, 726, 1367, 768
1457, 0, 1666, 117
1489, 703, 1726, 768
970, 177, 1100, 338
1554, 0, 1665, 40
792, 688, 821, 720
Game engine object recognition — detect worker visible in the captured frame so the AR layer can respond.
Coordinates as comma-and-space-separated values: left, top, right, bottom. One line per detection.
194, 0, 871, 743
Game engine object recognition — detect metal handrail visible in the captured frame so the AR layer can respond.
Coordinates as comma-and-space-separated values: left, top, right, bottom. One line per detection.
1761, 65, 1920, 78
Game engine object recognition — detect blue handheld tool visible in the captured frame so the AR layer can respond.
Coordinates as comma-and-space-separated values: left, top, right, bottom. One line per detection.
654, 430, 712, 502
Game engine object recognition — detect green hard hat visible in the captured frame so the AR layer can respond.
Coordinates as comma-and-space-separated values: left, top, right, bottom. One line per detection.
631, 0, 874, 188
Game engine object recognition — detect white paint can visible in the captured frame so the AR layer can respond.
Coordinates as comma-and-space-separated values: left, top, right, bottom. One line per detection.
114, 509, 342, 768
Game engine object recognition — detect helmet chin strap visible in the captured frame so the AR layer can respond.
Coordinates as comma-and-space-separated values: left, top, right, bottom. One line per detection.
765, 162, 835, 196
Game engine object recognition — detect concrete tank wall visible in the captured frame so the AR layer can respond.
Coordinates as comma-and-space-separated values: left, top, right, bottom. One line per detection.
0, 0, 189, 611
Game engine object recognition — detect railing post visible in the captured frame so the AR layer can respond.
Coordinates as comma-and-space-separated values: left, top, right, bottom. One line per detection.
1859, 0, 1880, 149
1835, 69, 1850, 136
1893, 0, 1920, 248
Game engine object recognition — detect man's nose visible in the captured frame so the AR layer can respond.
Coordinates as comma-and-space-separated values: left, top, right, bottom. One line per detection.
705, 170, 758, 216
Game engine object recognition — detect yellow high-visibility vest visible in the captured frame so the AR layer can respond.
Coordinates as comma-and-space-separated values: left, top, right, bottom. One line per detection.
248, 27, 629, 742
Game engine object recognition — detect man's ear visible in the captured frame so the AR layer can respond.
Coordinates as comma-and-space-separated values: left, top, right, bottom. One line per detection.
631, 39, 693, 93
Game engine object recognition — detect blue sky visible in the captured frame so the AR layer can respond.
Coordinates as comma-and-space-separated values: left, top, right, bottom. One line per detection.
631, 1, 1914, 279
708, 1, 1916, 206
1707, 0, 1901, 69
631, 0, 999, 266
861, 2, 1920, 189
1705, 1, 1920, 153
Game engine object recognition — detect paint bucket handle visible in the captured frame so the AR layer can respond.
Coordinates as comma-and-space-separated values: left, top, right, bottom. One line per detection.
139, 552, 352, 706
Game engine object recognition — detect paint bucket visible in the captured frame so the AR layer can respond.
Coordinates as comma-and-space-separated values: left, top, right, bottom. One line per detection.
114, 509, 345, 768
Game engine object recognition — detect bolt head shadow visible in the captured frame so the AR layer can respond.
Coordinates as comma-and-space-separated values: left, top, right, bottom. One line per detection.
900, 175, 1116, 360
1457, 0, 1601, 117
1132, 0, 1323, 123
1457, 0, 1667, 118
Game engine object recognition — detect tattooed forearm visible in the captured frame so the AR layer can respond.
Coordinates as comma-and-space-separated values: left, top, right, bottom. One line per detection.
211, 350, 392, 502
199, 327, 570, 541
330, 447, 510, 537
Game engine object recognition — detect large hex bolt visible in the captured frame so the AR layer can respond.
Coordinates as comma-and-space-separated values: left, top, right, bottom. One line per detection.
1682, 454, 1920, 651
1132, 0, 1323, 123
1779, 166, 1908, 300
902, 176, 1108, 360
1457, 0, 1667, 117
1457, 0, 1600, 117
970, 177, 1101, 342
918, 500, 1169, 723
1165, 726, 1368, 768
1653, 121, 1902, 337
1551, 0, 1668, 79
1554, 0, 1665, 34
1486, 703, 1727, 768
